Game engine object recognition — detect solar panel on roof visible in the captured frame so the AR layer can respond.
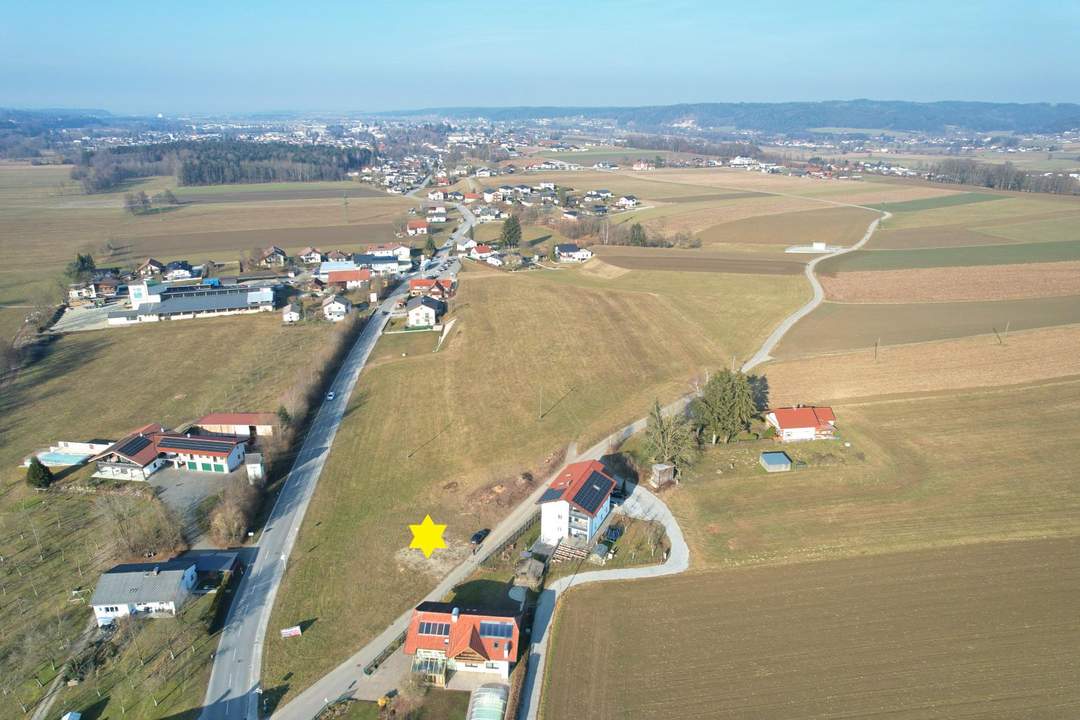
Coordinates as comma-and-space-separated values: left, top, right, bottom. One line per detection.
571, 471, 613, 514
157, 436, 238, 453
538, 487, 564, 504
116, 435, 151, 457
479, 621, 514, 638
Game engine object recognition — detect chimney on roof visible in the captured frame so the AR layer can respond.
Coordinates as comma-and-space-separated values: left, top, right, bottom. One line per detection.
451, 607, 460, 623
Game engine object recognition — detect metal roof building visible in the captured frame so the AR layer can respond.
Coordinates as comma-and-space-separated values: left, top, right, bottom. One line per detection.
90, 560, 197, 608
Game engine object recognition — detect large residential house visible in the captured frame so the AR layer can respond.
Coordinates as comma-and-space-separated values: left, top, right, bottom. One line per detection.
137, 258, 165, 277
408, 278, 456, 300
366, 243, 412, 262
427, 189, 445, 201
90, 424, 247, 480
554, 243, 593, 263
90, 560, 198, 627
164, 260, 194, 281
404, 602, 521, 685
406, 219, 429, 236
765, 406, 837, 443
616, 195, 639, 208
406, 296, 444, 328
470, 244, 495, 260
353, 254, 403, 276
456, 238, 477, 254
259, 246, 287, 267
298, 247, 325, 264
90, 424, 169, 481
322, 294, 352, 322
539, 460, 616, 546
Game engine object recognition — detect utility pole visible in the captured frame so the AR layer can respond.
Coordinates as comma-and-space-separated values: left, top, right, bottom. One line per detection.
538, 386, 543, 420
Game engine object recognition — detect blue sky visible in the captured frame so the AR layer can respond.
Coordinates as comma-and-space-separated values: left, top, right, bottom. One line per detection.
1, 0, 1077, 114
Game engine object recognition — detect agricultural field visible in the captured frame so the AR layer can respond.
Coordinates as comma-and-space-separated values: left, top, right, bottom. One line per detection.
820, 238, 1080, 272
592, 246, 805, 275
773, 295, 1080, 357
695, 204, 878, 247
820, 261, 1080, 303
262, 265, 807, 702
471, 221, 572, 258
765, 324, 1080, 405
0, 163, 415, 305
543, 536, 1080, 719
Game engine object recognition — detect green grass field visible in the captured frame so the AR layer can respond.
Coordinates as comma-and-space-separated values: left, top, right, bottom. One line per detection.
262, 267, 807, 703
821, 238, 1080, 272
869, 191, 1003, 212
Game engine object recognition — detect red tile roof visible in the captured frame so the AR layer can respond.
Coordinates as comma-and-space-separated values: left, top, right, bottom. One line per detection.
327, 268, 372, 284
769, 406, 836, 431
407, 219, 429, 229
196, 412, 277, 428
474, 244, 493, 254
403, 603, 520, 663
542, 460, 615, 516
94, 423, 166, 466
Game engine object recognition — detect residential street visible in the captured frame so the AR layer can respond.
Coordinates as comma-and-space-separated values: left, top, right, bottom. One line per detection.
199, 192, 469, 720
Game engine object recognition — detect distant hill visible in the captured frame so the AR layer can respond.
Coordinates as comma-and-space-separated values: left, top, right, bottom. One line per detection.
370, 100, 1080, 134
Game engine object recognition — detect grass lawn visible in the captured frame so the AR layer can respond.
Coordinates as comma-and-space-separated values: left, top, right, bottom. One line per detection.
262, 266, 806, 703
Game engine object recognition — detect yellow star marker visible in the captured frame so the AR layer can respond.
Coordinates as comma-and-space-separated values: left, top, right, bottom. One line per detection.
409, 515, 447, 558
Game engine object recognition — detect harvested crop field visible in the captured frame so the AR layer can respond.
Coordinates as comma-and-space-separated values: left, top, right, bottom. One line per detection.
870, 211, 1080, 249
820, 260, 1080, 303
122, 222, 404, 260
696, 205, 879, 246
773, 296, 1080, 357
592, 245, 805, 274
764, 324, 1080, 405
174, 186, 383, 203
544, 537, 1080, 720
820, 238, 1080, 272
652, 191, 764, 203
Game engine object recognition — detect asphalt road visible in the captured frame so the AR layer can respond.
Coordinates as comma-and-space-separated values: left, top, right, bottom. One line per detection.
199, 187, 468, 720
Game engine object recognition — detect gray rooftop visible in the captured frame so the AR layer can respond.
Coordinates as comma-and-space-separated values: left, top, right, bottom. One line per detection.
110, 287, 273, 320
90, 560, 196, 607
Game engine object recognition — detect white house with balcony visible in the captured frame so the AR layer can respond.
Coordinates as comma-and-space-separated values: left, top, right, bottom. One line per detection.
538, 460, 616, 546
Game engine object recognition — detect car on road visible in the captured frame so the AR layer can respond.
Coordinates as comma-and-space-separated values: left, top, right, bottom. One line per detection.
470, 528, 491, 546
325, 391, 336, 401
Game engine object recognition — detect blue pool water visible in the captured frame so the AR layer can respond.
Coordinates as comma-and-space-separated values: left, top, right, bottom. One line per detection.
34, 451, 91, 466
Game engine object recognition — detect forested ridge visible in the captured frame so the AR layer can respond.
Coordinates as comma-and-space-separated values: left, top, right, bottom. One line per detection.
71, 140, 374, 193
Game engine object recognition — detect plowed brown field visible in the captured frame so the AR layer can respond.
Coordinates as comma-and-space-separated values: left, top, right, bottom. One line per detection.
544, 537, 1080, 720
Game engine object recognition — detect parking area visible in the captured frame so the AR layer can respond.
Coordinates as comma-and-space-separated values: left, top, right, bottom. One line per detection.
149, 465, 245, 548
51, 303, 115, 332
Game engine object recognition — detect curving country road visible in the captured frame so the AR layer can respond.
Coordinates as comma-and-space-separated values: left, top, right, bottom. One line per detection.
742, 209, 890, 372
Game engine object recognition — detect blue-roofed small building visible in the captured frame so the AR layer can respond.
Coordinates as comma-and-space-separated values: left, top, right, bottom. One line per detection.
538, 460, 616, 546
760, 451, 792, 473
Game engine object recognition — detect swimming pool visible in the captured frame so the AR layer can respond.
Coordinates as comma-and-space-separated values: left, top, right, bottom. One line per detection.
29, 451, 92, 467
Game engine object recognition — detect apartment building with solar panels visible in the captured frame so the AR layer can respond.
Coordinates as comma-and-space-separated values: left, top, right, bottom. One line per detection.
538, 460, 616, 546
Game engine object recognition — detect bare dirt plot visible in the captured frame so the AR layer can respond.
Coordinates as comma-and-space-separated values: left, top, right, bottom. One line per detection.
819, 238, 1080, 272
696, 205, 879, 246
773, 296, 1080, 357
764, 324, 1080, 406
592, 245, 806, 275
120, 222, 401, 260
544, 537, 1080, 720
174, 186, 383, 203
820, 260, 1080, 303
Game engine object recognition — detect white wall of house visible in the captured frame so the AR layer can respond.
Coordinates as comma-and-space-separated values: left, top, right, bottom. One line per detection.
540, 500, 570, 545
448, 657, 510, 679
407, 305, 437, 328
93, 456, 166, 481
174, 444, 244, 473
92, 566, 196, 627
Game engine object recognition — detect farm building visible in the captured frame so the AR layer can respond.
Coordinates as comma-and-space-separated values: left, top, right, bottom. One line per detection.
110, 279, 275, 325
760, 451, 792, 473
766, 406, 837, 443
194, 412, 276, 439
90, 560, 197, 627
403, 602, 521, 685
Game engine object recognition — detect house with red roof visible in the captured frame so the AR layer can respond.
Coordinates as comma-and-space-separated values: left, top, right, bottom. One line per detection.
765, 406, 837, 443
403, 601, 521, 686
470, 244, 495, 260
408, 277, 456, 300
538, 460, 616, 546
327, 268, 372, 290
90, 424, 168, 481
406, 219, 429, 236
463, 192, 482, 204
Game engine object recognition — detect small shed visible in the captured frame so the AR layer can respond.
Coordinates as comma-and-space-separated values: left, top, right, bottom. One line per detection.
760, 451, 792, 473
649, 463, 675, 488
245, 453, 264, 483
513, 556, 545, 591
